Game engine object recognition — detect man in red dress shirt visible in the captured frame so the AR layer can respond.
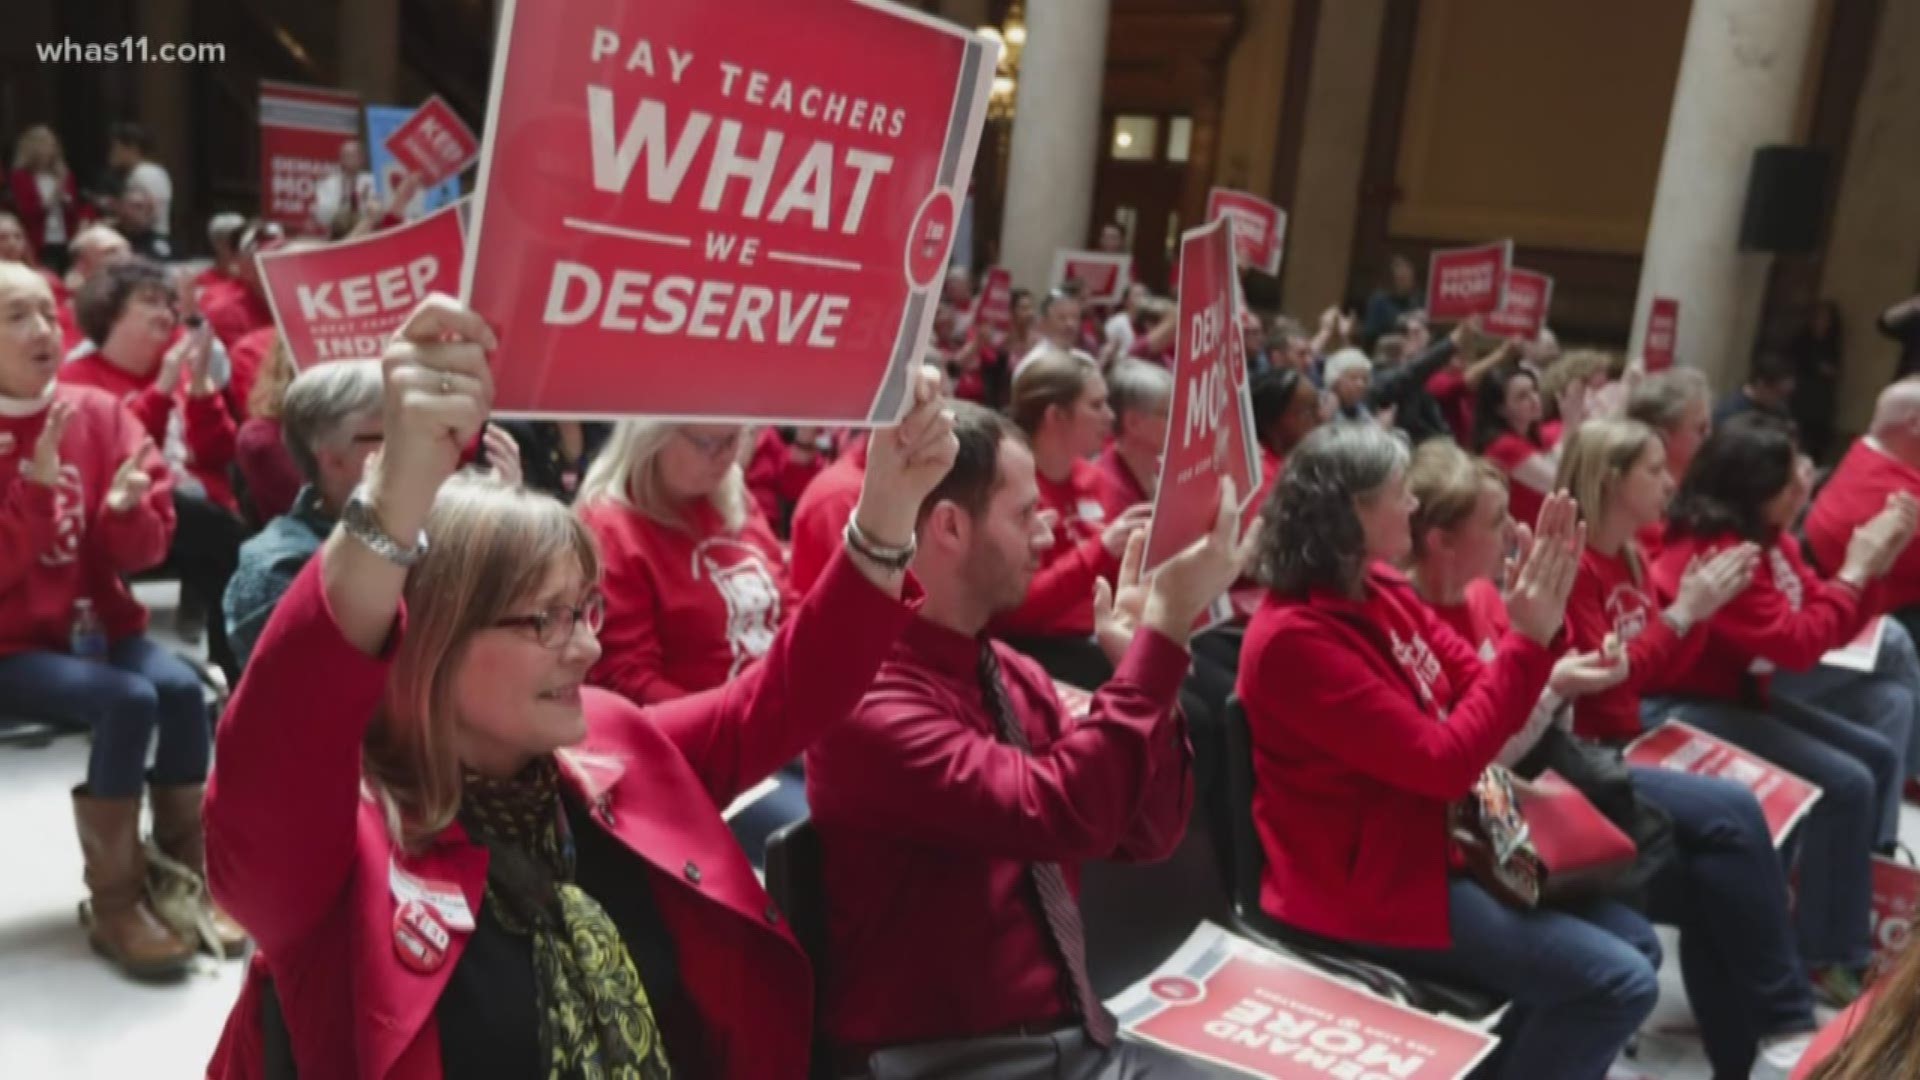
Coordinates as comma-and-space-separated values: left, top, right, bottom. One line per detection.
806, 403, 1244, 1078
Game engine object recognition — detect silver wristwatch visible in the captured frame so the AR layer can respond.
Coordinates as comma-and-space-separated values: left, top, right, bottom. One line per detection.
341, 492, 430, 568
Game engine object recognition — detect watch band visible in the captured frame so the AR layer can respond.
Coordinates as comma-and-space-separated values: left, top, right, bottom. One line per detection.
843, 518, 915, 571
342, 492, 430, 568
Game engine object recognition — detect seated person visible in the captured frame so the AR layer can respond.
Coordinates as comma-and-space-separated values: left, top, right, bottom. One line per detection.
200, 219, 282, 350
997, 347, 1143, 687
223, 359, 382, 671
61, 258, 246, 681
807, 402, 1243, 1078
744, 424, 830, 537
1714, 351, 1798, 427
1238, 422, 1659, 1080
202, 296, 955, 1077
789, 431, 869, 596
1414, 434, 1820, 1077
0, 262, 242, 976
496, 419, 610, 504
1808, 379, 1920, 634
1646, 416, 1916, 1006
1090, 359, 1170, 518
1475, 361, 1560, 532
1537, 348, 1617, 447
233, 336, 302, 523
1322, 347, 1373, 424
1247, 365, 1325, 513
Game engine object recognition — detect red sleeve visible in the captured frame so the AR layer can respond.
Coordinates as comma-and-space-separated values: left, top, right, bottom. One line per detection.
121, 386, 173, 444
808, 630, 1191, 862
1249, 616, 1558, 799
993, 536, 1115, 636
646, 548, 914, 808
1681, 545, 1866, 671
183, 389, 236, 471
0, 479, 59, 594
584, 511, 695, 707
205, 551, 396, 955
92, 414, 176, 574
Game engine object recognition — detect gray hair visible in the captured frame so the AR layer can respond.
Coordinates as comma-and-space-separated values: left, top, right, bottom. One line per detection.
207, 212, 246, 249
1323, 347, 1372, 388
1627, 367, 1711, 435
280, 359, 383, 482
1106, 359, 1173, 422
1252, 422, 1410, 598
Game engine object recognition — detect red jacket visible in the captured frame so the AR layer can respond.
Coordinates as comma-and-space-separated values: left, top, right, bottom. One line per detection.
1563, 543, 1703, 742
0, 384, 174, 657
806, 619, 1191, 1050
1089, 443, 1151, 521
235, 417, 303, 524
1648, 533, 1873, 704
8, 168, 89, 252
1807, 439, 1920, 610
203, 546, 914, 1080
580, 498, 797, 704
59, 348, 238, 512
789, 440, 866, 597
1236, 566, 1559, 948
744, 427, 826, 535
991, 458, 1119, 639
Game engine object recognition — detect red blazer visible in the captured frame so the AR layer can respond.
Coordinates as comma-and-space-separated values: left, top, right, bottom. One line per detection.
1236, 566, 1558, 948
203, 546, 914, 1080
9, 168, 89, 251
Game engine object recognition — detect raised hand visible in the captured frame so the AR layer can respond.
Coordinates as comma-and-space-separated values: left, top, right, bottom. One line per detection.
367, 294, 497, 540
1671, 543, 1758, 628
1093, 527, 1149, 664
852, 364, 957, 550
1102, 503, 1154, 556
1505, 491, 1585, 647
104, 443, 157, 512
481, 423, 523, 489
24, 399, 74, 487
1548, 650, 1630, 698
1142, 476, 1246, 646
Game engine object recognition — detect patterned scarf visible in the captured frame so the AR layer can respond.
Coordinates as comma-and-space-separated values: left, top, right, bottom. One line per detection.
459, 759, 673, 1079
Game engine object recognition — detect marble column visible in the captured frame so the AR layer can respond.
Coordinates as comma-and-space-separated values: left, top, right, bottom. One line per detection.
1629, 0, 1822, 391
338, 0, 401, 105
1278, 0, 1386, 320
1822, 0, 1920, 433
997, 0, 1110, 292
136, 0, 192, 239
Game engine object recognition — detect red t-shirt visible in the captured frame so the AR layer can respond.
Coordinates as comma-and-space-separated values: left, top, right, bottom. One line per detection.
1807, 439, 1920, 610
991, 457, 1118, 639
1482, 431, 1550, 530
1089, 443, 1150, 521
202, 284, 274, 351
1425, 367, 1474, 446
58, 349, 238, 511
1425, 579, 1510, 659
0, 384, 175, 656
582, 497, 797, 705
1564, 544, 1701, 742
788, 439, 866, 596
744, 426, 826, 537
235, 417, 303, 523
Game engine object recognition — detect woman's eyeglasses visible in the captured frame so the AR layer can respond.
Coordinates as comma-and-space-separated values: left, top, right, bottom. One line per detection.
490, 591, 607, 648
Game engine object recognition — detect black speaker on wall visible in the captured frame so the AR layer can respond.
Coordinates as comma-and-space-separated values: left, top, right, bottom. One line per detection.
1740, 146, 1831, 254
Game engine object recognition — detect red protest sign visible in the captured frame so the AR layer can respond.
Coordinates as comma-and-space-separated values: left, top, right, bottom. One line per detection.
463, 0, 997, 423
1050, 250, 1132, 305
972, 267, 1013, 345
1206, 188, 1287, 277
1425, 241, 1512, 322
384, 95, 481, 189
1645, 297, 1680, 372
1627, 720, 1823, 846
1109, 924, 1499, 1079
1870, 855, 1920, 981
1145, 218, 1258, 573
258, 201, 467, 369
259, 81, 364, 237
1481, 269, 1552, 340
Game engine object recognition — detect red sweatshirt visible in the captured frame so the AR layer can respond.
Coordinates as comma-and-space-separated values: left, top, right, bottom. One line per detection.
226, 325, 277, 422
743, 426, 826, 536
1236, 566, 1559, 948
236, 417, 303, 523
581, 498, 797, 705
789, 439, 866, 596
1648, 533, 1872, 704
991, 457, 1119, 639
203, 283, 274, 351
1807, 439, 1920, 610
1564, 544, 1703, 742
59, 348, 238, 512
0, 384, 175, 656
1425, 578, 1509, 659
1089, 443, 1150, 520
1482, 430, 1550, 531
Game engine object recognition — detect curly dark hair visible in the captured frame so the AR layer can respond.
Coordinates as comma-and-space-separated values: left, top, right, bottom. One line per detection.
1252, 422, 1409, 598
1665, 413, 1799, 544
74, 258, 173, 346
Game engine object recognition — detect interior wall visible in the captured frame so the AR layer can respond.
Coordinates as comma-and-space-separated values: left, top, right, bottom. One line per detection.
1211, 0, 1294, 197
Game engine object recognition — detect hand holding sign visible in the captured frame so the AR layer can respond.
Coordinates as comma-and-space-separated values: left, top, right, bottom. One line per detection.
368, 294, 498, 540
852, 364, 957, 551
1141, 476, 1244, 648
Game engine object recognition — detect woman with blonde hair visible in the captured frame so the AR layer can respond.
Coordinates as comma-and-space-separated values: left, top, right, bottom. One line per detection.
9, 126, 90, 272
1538, 349, 1614, 445
203, 295, 957, 1078
234, 336, 303, 523
1797, 942, 1920, 1078
576, 418, 796, 706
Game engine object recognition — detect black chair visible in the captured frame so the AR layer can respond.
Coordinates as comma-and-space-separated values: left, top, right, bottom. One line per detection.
763, 817, 836, 1080
1221, 697, 1505, 1022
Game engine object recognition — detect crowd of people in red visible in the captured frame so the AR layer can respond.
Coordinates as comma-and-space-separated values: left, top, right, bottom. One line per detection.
13, 112, 1920, 1080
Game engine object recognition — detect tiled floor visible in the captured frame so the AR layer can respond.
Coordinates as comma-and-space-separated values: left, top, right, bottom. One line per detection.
0, 580, 1908, 1077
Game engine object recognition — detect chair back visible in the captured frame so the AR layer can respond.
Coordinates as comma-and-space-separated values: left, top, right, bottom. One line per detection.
1222, 697, 1266, 919
764, 816, 833, 1079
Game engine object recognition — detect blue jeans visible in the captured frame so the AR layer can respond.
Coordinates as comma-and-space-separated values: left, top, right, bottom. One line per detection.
1773, 618, 1920, 845
0, 638, 208, 798
1353, 879, 1659, 1080
1642, 696, 1883, 969
1633, 768, 1815, 1076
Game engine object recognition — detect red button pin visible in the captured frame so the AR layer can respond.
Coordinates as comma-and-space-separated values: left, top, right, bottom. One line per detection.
393, 899, 449, 974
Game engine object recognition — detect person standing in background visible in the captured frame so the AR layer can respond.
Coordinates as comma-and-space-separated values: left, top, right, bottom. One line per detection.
10, 126, 90, 274
1361, 253, 1421, 347
107, 124, 172, 238
309, 140, 377, 239
1791, 300, 1843, 463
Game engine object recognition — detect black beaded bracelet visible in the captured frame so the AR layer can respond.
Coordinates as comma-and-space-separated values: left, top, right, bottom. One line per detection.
843, 518, 916, 572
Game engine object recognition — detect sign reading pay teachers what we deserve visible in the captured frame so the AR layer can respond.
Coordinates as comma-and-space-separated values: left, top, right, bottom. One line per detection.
462, 0, 997, 423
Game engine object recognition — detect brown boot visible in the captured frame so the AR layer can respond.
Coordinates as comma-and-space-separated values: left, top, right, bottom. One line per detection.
148, 781, 250, 958
70, 786, 194, 980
